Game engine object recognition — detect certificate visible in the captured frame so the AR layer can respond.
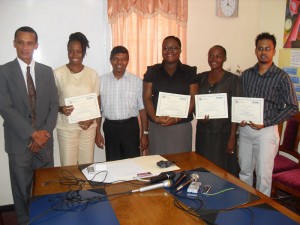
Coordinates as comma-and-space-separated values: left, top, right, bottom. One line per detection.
231, 97, 264, 124
65, 93, 101, 124
156, 92, 191, 118
195, 93, 228, 119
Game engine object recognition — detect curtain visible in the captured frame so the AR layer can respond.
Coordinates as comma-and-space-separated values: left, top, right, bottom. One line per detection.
107, 0, 188, 78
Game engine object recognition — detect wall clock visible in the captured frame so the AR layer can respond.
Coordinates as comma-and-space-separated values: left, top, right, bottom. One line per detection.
216, 0, 239, 18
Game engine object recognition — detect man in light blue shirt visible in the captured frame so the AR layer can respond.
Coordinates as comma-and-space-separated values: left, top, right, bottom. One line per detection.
96, 46, 148, 161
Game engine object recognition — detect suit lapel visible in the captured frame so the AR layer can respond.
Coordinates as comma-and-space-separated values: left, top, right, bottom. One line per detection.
11, 59, 31, 111
34, 62, 44, 112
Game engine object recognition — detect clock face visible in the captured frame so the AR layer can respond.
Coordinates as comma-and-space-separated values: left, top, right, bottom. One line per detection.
285, 18, 293, 31
220, 0, 237, 17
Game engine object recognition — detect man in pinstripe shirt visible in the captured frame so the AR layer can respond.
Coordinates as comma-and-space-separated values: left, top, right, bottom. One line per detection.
238, 32, 298, 196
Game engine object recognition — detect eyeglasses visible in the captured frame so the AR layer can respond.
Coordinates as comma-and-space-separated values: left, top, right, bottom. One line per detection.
256, 46, 273, 52
162, 46, 180, 51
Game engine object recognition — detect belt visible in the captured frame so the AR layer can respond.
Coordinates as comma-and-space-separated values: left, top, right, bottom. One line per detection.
105, 117, 137, 124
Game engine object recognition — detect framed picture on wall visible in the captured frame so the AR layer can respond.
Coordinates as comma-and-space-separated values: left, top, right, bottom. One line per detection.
284, 0, 300, 48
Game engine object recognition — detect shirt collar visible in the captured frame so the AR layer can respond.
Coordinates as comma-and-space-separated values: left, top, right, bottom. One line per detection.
251, 62, 276, 77
111, 70, 128, 80
17, 57, 35, 72
161, 60, 184, 72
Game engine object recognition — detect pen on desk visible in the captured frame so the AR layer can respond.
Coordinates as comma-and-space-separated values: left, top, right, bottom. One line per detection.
175, 173, 199, 192
174, 171, 188, 187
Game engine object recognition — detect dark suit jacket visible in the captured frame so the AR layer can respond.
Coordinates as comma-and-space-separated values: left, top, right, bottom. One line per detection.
0, 59, 58, 159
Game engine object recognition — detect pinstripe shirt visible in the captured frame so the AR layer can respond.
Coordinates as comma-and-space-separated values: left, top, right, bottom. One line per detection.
100, 71, 144, 120
241, 63, 298, 127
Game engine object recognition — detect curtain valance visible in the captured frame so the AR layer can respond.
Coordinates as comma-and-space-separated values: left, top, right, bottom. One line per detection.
108, 0, 188, 24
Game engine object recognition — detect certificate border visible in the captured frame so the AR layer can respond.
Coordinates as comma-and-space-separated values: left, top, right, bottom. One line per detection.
231, 97, 264, 124
156, 92, 191, 118
195, 93, 228, 119
65, 92, 101, 124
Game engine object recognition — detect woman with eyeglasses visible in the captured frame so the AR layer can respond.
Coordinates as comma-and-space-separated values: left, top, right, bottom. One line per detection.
143, 36, 198, 155
196, 45, 242, 176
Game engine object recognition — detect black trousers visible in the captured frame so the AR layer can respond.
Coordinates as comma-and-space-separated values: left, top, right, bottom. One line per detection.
103, 117, 140, 161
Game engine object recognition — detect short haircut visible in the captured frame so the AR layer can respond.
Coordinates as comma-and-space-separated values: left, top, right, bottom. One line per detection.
68, 32, 90, 56
110, 46, 129, 60
163, 36, 181, 49
14, 26, 38, 42
211, 45, 227, 57
255, 32, 276, 48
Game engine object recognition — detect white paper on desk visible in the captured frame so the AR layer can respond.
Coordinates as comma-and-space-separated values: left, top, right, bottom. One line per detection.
132, 155, 180, 177
195, 93, 228, 119
156, 92, 190, 118
65, 93, 101, 124
81, 155, 180, 183
231, 97, 264, 124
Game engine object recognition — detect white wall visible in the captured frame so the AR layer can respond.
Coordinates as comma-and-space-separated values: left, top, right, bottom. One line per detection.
0, 0, 111, 206
0, 0, 287, 206
187, 0, 286, 72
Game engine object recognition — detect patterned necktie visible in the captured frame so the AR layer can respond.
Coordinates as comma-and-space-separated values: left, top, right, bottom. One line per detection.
26, 66, 36, 125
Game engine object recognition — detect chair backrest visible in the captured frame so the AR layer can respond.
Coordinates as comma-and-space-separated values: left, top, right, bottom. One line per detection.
278, 112, 300, 164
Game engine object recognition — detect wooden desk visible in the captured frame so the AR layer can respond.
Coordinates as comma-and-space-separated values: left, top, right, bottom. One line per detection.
33, 152, 300, 224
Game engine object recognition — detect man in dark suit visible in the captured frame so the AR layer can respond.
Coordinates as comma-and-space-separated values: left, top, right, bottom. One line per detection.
0, 26, 58, 225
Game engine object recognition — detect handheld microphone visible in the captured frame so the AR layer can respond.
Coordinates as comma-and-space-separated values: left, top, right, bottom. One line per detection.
173, 171, 188, 187
132, 179, 173, 193
149, 171, 175, 184
175, 173, 199, 192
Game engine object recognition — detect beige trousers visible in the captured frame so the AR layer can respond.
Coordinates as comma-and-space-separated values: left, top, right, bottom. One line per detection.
57, 127, 96, 166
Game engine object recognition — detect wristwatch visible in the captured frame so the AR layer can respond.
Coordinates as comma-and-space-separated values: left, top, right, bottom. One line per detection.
143, 131, 149, 135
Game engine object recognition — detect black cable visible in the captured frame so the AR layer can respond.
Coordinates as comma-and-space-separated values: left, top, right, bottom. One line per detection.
59, 169, 87, 190
29, 169, 154, 224
43, 168, 147, 192
172, 191, 255, 225
89, 170, 108, 182
43, 169, 148, 201
106, 190, 133, 198
27, 207, 53, 225
49, 190, 103, 212
110, 179, 149, 186
173, 194, 220, 225
216, 207, 254, 225
172, 192, 205, 218
239, 208, 255, 225
174, 197, 202, 218
28, 188, 133, 224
